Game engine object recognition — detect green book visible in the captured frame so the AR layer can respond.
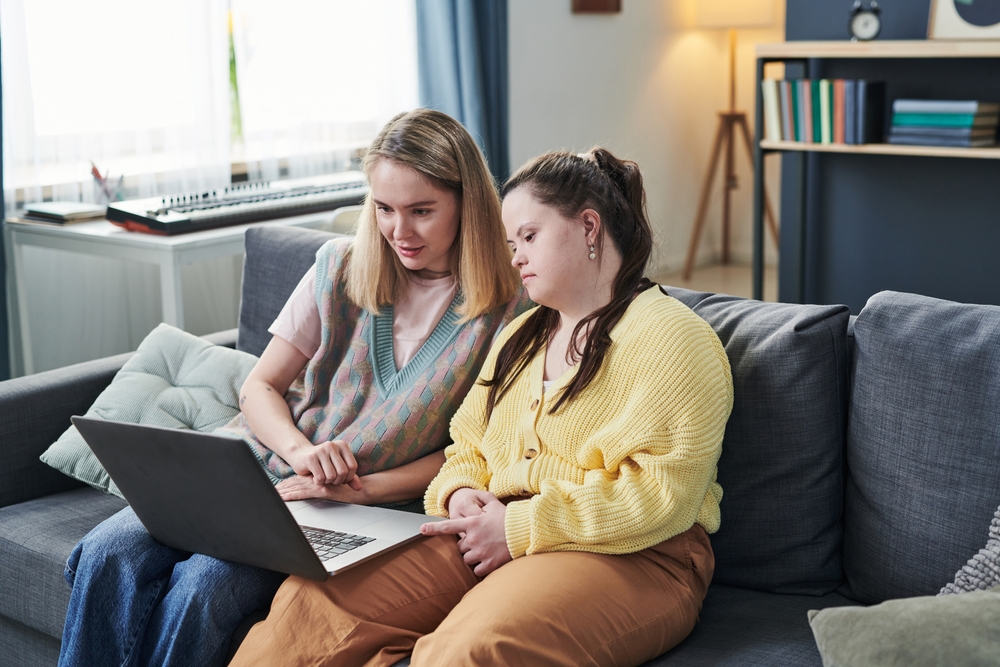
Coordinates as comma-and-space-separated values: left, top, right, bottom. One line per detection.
892, 112, 999, 128
791, 80, 801, 141
811, 80, 822, 143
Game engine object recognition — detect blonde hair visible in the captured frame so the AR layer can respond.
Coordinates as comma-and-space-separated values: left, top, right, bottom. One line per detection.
347, 109, 519, 321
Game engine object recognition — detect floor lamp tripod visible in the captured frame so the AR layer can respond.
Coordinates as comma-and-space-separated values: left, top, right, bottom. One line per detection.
682, 29, 780, 281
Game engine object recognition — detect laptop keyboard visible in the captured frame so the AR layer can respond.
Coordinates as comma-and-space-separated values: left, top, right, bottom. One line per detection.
301, 527, 376, 561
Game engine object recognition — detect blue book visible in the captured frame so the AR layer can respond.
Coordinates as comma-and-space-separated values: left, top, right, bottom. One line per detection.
845, 80, 857, 144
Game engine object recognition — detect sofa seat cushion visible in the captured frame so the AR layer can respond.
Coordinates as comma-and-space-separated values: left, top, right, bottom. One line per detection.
0, 488, 126, 639
844, 291, 1000, 604
663, 287, 851, 595
643, 584, 857, 666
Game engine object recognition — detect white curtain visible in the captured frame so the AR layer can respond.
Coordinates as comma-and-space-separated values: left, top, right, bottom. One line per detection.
2, 0, 232, 212
230, 0, 419, 182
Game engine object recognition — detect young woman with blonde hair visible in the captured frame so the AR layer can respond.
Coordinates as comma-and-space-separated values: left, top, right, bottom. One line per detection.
57, 108, 530, 667
230, 147, 734, 667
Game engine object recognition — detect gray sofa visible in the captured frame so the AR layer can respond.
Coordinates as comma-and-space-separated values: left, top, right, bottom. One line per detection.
2, 225, 998, 666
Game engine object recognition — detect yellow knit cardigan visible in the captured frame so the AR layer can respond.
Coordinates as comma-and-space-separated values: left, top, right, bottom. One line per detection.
424, 286, 734, 559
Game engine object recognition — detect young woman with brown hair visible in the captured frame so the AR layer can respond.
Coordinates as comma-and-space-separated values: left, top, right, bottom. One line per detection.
230, 148, 734, 667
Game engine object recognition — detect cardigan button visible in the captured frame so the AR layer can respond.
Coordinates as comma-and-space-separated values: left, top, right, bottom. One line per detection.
524, 449, 537, 459
530, 398, 539, 410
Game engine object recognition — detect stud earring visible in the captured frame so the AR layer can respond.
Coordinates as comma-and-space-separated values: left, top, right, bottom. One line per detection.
589, 245, 596, 260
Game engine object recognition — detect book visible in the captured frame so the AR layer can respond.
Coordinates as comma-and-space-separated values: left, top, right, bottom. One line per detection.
891, 112, 999, 128
799, 79, 813, 143
820, 79, 833, 144
811, 79, 822, 143
856, 80, 886, 144
887, 126, 997, 139
779, 80, 794, 142
22, 201, 106, 223
791, 80, 802, 141
845, 80, 857, 145
887, 133, 997, 148
892, 99, 1000, 115
833, 80, 845, 144
762, 79, 782, 142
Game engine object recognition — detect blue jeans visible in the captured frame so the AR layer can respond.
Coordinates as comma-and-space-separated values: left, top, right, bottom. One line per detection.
58, 507, 287, 667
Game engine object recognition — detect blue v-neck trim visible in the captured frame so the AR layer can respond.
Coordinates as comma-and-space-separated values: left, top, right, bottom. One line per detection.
367, 291, 464, 397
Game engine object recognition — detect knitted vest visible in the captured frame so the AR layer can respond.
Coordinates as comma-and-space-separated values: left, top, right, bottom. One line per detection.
219, 237, 530, 492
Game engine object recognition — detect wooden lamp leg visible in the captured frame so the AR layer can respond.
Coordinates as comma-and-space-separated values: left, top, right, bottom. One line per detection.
683, 115, 729, 281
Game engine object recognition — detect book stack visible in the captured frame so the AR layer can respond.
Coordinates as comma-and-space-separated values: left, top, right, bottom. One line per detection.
761, 79, 886, 145
888, 100, 999, 148
19, 201, 107, 225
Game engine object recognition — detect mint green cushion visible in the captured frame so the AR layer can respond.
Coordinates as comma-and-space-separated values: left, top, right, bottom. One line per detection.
40, 323, 258, 499
808, 587, 1000, 667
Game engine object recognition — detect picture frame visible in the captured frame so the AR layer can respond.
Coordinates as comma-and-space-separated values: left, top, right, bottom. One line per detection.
928, 0, 1000, 39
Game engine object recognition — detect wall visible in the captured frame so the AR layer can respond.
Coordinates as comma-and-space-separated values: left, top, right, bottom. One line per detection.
508, 0, 786, 278
781, 0, 1000, 312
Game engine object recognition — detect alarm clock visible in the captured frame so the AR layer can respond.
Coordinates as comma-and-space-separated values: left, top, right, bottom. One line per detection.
849, 0, 882, 41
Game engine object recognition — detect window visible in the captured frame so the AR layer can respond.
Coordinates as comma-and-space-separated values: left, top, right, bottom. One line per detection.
1, 0, 418, 212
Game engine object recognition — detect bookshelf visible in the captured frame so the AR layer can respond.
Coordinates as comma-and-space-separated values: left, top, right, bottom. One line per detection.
751, 40, 1000, 302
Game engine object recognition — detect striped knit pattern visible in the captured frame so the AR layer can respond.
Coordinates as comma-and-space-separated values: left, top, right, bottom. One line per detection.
940, 504, 1000, 595
219, 237, 531, 495
425, 286, 734, 558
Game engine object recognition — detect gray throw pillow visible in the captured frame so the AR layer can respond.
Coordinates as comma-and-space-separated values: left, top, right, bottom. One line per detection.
808, 587, 1000, 667
40, 323, 258, 499
941, 504, 1000, 595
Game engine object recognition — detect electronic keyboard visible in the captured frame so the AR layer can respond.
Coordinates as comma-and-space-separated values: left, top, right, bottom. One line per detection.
106, 171, 368, 235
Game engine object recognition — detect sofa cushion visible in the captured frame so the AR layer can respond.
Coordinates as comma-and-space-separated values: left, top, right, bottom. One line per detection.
0, 487, 126, 639
39, 323, 258, 498
644, 584, 856, 666
237, 226, 339, 357
808, 587, 1000, 667
843, 291, 1000, 604
663, 287, 851, 595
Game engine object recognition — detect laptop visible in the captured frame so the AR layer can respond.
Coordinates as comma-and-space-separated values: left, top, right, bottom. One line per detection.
72, 416, 443, 581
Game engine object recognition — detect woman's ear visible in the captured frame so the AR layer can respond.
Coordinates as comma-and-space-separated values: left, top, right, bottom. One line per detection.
580, 208, 602, 245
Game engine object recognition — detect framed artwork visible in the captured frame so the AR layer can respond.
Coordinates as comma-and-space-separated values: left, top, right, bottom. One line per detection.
928, 0, 1000, 39
572, 0, 621, 13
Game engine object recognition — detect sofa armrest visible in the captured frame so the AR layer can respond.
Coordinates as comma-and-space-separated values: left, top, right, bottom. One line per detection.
0, 352, 133, 509
0, 328, 241, 509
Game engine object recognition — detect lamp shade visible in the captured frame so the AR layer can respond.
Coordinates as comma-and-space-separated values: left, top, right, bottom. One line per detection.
693, 0, 774, 29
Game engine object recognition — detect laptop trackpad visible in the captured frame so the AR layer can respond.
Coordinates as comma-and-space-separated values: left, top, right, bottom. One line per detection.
288, 499, 399, 533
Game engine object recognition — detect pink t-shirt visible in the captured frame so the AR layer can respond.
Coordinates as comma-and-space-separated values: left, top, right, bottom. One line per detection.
269, 264, 458, 371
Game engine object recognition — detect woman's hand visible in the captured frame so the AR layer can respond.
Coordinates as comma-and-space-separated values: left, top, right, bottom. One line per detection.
276, 474, 365, 503
421, 500, 512, 577
286, 440, 362, 490
447, 487, 499, 519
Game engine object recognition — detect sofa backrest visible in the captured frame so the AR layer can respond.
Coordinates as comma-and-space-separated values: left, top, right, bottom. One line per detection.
842, 290, 1000, 604
237, 226, 340, 357
665, 287, 852, 595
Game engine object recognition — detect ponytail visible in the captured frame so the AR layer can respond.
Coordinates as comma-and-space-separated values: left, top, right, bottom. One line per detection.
482, 149, 655, 419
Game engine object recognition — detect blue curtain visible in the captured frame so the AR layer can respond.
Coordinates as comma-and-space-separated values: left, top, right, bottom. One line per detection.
416, 0, 509, 183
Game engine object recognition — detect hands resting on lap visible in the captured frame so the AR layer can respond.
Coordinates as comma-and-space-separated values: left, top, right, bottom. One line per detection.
277, 439, 363, 502
421, 487, 513, 577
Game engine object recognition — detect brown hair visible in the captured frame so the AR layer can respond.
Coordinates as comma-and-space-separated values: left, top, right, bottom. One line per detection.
347, 109, 519, 321
483, 148, 655, 417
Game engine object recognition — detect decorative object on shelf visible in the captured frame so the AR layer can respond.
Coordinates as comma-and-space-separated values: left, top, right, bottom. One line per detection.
682, 0, 780, 282
571, 0, 620, 13
929, 0, 1000, 39
849, 1, 883, 41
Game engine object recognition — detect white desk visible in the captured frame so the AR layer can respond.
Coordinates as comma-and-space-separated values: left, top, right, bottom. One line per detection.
4, 208, 358, 376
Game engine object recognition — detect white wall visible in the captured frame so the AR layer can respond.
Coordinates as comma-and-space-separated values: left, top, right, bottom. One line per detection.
508, 0, 785, 278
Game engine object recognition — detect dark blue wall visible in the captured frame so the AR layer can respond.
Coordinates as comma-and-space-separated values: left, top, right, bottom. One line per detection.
779, 0, 1000, 312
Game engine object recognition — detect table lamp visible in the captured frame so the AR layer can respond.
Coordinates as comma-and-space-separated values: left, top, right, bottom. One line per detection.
682, 0, 780, 281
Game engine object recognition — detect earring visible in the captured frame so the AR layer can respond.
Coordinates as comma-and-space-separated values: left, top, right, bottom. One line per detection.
589, 245, 596, 260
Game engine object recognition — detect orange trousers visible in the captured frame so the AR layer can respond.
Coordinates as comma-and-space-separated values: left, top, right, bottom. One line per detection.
229, 524, 713, 667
